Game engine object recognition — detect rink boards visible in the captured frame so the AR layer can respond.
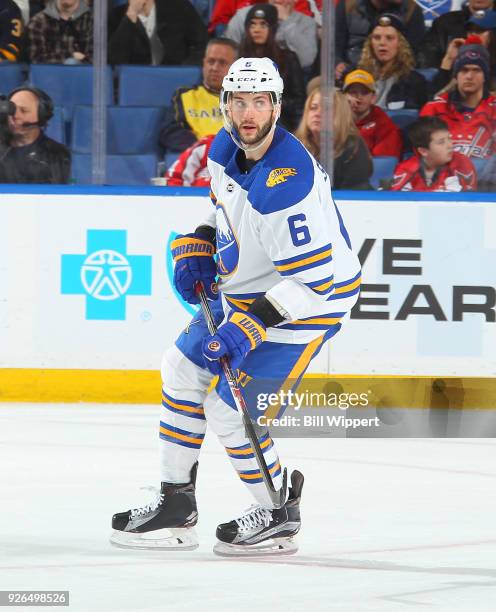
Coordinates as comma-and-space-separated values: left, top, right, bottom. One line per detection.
0, 187, 494, 404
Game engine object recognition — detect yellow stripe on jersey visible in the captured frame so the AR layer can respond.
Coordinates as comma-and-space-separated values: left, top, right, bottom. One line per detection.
289, 316, 342, 326
334, 276, 361, 294
275, 248, 332, 273
224, 296, 256, 311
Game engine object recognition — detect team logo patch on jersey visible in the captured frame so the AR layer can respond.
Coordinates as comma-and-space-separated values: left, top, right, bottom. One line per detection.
266, 167, 297, 187
216, 203, 239, 277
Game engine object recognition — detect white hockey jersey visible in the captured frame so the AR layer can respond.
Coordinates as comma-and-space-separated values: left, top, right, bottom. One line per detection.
206, 126, 361, 344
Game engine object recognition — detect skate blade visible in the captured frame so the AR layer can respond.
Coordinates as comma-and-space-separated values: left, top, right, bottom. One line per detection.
213, 536, 298, 557
110, 527, 198, 551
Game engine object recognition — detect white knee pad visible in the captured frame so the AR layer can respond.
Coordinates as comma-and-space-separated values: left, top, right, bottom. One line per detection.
161, 344, 213, 404
204, 390, 250, 446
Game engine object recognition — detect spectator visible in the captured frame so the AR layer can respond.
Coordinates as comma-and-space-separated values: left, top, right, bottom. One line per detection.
429, 17, 496, 93
0, 0, 23, 62
420, 37, 496, 160
108, 0, 207, 66
0, 87, 71, 184
390, 116, 476, 191
294, 88, 373, 189
223, 0, 318, 69
418, 0, 494, 68
343, 68, 403, 158
358, 13, 427, 110
26, 0, 92, 64
159, 38, 238, 154
239, 3, 305, 130
210, 0, 320, 35
334, 0, 425, 80
164, 134, 214, 186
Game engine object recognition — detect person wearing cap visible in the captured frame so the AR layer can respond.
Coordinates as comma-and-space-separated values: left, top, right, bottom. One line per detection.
343, 69, 403, 158
428, 13, 496, 93
418, 0, 495, 69
334, 0, 425, 78
357, 13, 427, 110
420, 36, 496, 160
223, 0, 318, 69
239, 3, 305, 129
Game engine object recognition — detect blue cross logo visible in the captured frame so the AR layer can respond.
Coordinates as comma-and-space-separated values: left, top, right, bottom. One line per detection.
61, 230, 152, 320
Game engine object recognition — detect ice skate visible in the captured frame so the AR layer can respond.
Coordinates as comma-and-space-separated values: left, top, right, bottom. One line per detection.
110, 463, 199, 551
213, 470, 304, 557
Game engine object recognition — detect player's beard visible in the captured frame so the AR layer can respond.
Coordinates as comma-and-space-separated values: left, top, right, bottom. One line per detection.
233, 116, 273, 146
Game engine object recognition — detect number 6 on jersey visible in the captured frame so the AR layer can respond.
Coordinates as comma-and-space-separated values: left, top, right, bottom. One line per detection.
288, 213, 311, 247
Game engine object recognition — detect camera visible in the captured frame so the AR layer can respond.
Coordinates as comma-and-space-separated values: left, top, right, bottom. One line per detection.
0, 95, 15, 117
0, 95, 15, 146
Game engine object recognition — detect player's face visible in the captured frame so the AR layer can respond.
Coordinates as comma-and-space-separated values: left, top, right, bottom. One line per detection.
203, 43, 237, 93
370, 26, 399, 64
8, 90, 39, 137
456, 65, 485, 96
345, 84, 375, 119
307, 91, 321, 137
248, 18, 270, 45
229, 92, 275, 145
422, 130, 453, 168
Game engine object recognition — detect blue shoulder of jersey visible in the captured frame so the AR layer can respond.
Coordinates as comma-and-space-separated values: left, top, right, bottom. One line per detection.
249, 127, 315, 215
208, 128, 237, 167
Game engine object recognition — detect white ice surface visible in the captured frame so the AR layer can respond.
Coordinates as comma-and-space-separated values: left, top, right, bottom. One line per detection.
1, 404, 495, 612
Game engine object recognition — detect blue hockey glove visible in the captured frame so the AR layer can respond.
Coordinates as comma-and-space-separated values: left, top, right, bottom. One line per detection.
171, 233, 217, 304
202, 311, 267, 375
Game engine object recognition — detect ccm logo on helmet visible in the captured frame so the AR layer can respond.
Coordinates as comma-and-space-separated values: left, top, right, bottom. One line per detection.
238, 77, 257, 81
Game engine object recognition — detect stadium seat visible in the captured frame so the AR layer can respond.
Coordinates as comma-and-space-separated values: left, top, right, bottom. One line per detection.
164, 152, 180, 169
470, 157, 488, 176
387, 109, 419, 130
29, 64, 113, 118
71, 105, 165, 154
45, 106, 65, 145
370, 156, 397, 189
416, 68, 439, 82
71, 153, 158, 185
117, 65, 202, 106
0, 63, 27, 95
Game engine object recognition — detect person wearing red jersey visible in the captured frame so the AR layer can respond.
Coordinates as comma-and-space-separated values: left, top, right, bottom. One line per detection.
420, 37, 496, 160
164, 134, 214, 186
343, 68, 402, 159
391, 116, 477, 192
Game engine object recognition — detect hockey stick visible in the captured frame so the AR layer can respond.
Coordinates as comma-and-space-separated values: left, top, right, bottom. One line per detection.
195, 282, 287, 509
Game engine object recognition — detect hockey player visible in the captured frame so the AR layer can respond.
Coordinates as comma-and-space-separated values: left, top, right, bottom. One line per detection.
111, 57, 361, 556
